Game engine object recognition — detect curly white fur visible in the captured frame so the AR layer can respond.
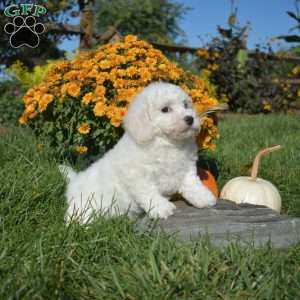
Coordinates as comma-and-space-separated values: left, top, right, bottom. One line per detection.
60, 82, 216, 223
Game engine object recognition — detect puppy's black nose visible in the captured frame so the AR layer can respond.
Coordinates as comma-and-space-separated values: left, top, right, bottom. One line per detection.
184, 116, 194, 126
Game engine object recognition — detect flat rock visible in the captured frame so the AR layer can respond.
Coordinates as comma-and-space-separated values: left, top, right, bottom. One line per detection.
138, 200, 300, 248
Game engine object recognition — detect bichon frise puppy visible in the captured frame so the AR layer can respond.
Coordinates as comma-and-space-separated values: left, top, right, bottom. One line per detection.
60, 82, 216, 223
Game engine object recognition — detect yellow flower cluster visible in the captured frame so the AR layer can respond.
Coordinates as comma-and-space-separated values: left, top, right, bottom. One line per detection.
75, 145, 88, 154
262, 100, 272, 112
288, 66, 300, 100
291, 66, 300, 76
197, 48, 210, 60
196, 48, 221, 76
197, 116, 219, 151
78, 122, 91, 134
20, 35, 219, 151
196, 48, 220, 61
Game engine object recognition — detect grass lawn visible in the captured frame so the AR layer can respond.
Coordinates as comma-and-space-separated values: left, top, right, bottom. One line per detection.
0, 114, 300, 299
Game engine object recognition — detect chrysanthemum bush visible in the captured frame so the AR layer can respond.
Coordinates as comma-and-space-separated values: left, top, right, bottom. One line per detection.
19, 35, 219, 160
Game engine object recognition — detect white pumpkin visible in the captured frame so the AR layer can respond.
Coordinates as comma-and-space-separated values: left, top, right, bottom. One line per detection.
220, 145, 282, 212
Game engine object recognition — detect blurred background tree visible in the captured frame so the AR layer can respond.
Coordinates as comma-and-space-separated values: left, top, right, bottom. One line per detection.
0, 0, 189, 67
95, 0, 189, 44
0, 0, 77, 68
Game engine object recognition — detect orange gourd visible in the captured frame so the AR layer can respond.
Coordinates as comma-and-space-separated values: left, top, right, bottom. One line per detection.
198, 169, 219, 198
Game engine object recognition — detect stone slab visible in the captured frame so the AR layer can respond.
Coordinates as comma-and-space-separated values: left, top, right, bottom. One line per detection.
138, 200, 300, 248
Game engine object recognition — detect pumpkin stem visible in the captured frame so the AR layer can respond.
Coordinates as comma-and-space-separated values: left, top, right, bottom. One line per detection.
251, 145, 281, 180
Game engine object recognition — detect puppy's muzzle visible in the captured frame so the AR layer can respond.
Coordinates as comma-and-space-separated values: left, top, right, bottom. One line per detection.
184, 115, 194, 126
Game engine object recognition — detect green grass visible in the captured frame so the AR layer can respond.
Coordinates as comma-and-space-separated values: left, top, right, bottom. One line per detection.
215, 114, 300, 216
1, 114, 300, 299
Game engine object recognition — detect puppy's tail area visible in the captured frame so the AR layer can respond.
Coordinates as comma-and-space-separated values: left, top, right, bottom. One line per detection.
58, 164, 77, 181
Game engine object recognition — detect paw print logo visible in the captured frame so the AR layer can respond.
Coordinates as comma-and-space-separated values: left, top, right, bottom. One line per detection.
4, 16, 45, 48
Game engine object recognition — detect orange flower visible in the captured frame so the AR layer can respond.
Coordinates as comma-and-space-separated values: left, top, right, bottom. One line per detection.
95, 52, 106, 61
116, 69, 127, 77
54, 61, 69, 70
125, 35, 138, 43
33, 90, 42, 101
114, 55, 127, 65
169, 68, 181, 80
109, 107, 127, 127
87, 68, 98, 78
47, 73, 62, 84
94, 86, 106, 98
19, 115, 28, 125
82, 92, 94, 105
26, 88, 35, 97
194, 103, 205, 113
139, 68, 152, 83
23, 94, 34, 106
113, 78, 127, 89
126, 66, 138, 77
62, 82, 81, 98
68, 82, 81, 97
75, 145, 88, 154
93, 102, 106, 117
96, 72, 109, 84
63, 70, 79, 81
158, 64, 167, 71
117, 88, 136, 102
25, 103, 36, 114
110, 117, 122, 127
189, 89, 204, 99
99, 60, 111, 70
39, 94, 54, 112
78, 122, 91, 134
105, 105, 117, 118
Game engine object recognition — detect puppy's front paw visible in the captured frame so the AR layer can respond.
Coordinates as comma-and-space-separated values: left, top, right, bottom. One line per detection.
193, 191, 217, 208
148, 201, 176, 219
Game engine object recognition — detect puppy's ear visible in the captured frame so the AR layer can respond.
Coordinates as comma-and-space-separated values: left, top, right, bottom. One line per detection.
123, 94, 154, 144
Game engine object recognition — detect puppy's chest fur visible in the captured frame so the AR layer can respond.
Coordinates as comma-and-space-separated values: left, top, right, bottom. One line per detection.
151, 142, 197, 196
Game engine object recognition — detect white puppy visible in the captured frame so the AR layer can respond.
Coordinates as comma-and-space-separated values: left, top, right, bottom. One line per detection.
60, 82, 216, 223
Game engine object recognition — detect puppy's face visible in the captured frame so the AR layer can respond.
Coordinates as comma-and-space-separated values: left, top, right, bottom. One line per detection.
123, 82, 201, 144
149, 86, 200, 141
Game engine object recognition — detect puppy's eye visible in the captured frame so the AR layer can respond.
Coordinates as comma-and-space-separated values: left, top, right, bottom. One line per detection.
183, 101, 189, 109
161, 106, 171, 113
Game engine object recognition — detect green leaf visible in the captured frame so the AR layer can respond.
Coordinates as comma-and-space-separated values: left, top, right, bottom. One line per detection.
92, 128, 103, 139
43, 122, 54, 134
236, 49, 248, 69
287, 11, 300, 23
277, 35, 300, 43
55, 131, 64, 142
